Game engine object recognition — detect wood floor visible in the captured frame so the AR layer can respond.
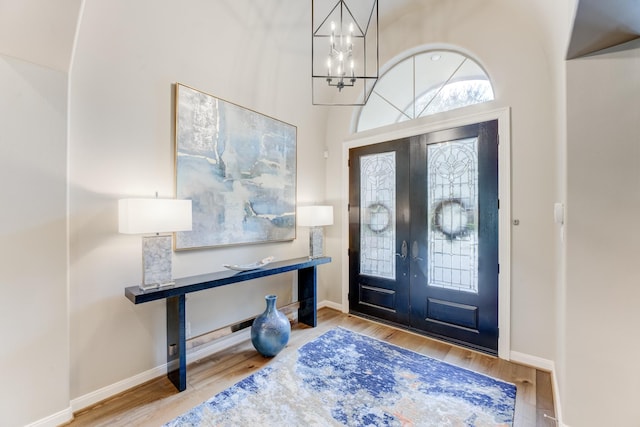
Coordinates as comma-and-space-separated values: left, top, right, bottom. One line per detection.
65, 308, 556, 426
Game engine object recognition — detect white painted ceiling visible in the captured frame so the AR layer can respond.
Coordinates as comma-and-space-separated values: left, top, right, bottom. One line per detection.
567, 0, 640, 58
0, 0, 83, 71
0, 0, 413, 73
1, 0, 637, 72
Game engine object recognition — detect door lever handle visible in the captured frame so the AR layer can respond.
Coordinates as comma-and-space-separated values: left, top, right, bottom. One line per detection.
395, 240, 408, 260
411, 240, 423, 261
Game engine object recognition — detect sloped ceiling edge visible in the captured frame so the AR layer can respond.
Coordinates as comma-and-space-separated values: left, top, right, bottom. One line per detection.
567, 0, 640, 59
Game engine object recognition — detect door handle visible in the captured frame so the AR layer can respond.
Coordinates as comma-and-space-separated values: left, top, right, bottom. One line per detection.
411, 240, 423, 261
396, 240, 408, 260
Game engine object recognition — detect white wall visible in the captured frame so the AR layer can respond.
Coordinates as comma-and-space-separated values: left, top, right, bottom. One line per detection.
325, 0, 560, 361
68, 0, 329, 399
551, 2, 576, 423
12, 0, 626, 424
565, 40, 640, 426
0, 54, 70, 426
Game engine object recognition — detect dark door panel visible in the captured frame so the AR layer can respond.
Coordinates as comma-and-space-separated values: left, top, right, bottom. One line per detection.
409, 120, 499, 354
349, 139, 411, 325
349, 120, 499, 355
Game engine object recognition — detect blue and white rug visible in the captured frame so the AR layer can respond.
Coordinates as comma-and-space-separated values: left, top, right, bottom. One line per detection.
164, 327, 516, 426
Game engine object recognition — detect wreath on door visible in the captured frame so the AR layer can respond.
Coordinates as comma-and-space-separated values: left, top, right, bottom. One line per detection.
432, 198, 472, 240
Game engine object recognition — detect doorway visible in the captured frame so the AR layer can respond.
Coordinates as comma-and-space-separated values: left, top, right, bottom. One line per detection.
348, 120, 499, 355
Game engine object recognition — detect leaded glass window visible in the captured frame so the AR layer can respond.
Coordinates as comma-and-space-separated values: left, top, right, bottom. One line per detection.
357, 50, 494, 132
427, 138, 479, 293
360, 152, 396, 279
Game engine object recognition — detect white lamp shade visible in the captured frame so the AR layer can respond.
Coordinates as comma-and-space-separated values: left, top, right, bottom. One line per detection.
298, 205, 334, 227
118, 198, 192, 234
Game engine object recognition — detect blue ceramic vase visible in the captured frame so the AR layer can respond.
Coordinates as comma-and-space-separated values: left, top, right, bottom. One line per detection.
251, 295, 291, 357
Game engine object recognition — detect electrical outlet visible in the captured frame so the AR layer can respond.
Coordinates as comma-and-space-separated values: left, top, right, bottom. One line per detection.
186, 322, 191, 338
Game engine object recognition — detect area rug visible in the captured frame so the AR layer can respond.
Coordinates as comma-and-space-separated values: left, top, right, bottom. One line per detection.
164, 327, 516, 426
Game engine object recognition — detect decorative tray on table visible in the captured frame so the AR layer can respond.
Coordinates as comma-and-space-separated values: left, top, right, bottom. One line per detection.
223, 256, 274, 272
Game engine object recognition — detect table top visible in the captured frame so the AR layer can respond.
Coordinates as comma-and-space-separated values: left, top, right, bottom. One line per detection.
125, 256, 331, 304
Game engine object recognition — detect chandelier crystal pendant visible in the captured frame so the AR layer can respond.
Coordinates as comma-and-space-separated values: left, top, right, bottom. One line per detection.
312, 0, 379, 105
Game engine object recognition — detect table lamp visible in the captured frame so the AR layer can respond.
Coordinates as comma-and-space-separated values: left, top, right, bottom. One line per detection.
298, 205, 333, 258
118, 197, 192, 290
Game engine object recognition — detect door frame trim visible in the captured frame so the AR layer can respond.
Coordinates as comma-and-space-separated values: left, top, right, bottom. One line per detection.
341, 107, 512, 360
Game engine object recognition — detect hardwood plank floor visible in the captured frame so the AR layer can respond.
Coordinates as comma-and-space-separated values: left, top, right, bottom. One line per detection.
65, 308, 556, 426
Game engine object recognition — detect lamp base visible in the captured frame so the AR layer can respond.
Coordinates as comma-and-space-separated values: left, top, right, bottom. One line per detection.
141, 235, 174, 290
308, 226, 324, 258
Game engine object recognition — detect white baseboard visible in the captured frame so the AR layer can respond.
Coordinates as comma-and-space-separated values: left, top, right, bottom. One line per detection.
25, 406, 73, 427
510, 351, 565, 426
69, 303, 345, 413
318, 299, 344, 312
71, 330, 251, 413
187, 329, 251, 365
70, 364, 167, 412
509, 350, 555, 371
70, 305, 344, 414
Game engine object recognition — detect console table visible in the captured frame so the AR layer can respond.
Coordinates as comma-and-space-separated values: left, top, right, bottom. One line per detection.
124, 256, 331, 391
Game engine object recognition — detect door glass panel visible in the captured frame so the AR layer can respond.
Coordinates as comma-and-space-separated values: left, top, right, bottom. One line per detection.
360, 152, 396, 280
427, 138, 478, 293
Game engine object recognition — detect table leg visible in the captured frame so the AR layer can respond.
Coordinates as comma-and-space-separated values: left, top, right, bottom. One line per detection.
298, 266, 317, 327
167, 295, 186, 391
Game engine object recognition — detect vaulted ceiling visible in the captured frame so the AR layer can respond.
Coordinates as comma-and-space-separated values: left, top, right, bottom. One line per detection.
0, 0, 83, 71
1, 0, 638, 72
567, 0, 640, 58
0, 0, 413, 72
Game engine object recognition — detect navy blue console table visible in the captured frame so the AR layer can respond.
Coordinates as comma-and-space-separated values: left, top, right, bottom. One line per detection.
125, 256, 331, 392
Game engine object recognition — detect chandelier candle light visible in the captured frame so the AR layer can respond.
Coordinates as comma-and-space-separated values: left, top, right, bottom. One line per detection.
118, 196, 192, 291
298, 205, 334, 258
312, 0, 379, 105
327, 20, 356, 91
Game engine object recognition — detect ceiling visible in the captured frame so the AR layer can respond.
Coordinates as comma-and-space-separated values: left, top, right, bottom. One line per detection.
0, 0, 83, 71
1, 0, 638, 72
0, 0, 413, 73
567, 0, 640, 59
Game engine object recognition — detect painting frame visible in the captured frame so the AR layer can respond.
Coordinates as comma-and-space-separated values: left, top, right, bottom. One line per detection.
174, 83, 297, 250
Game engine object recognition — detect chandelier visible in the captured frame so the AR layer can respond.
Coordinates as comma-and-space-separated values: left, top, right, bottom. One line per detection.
312, 0, 379, 105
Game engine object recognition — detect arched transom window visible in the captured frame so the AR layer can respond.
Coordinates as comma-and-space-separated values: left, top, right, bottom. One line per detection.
357, 50, 494, 132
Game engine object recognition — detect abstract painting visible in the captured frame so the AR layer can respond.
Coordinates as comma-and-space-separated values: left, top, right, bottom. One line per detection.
174, 83, 296, 250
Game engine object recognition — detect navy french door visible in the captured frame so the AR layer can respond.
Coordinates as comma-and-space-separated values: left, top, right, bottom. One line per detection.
349, 120, 499, 354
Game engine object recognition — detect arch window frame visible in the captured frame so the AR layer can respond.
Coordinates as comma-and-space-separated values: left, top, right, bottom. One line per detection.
356, 49, 495, 133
